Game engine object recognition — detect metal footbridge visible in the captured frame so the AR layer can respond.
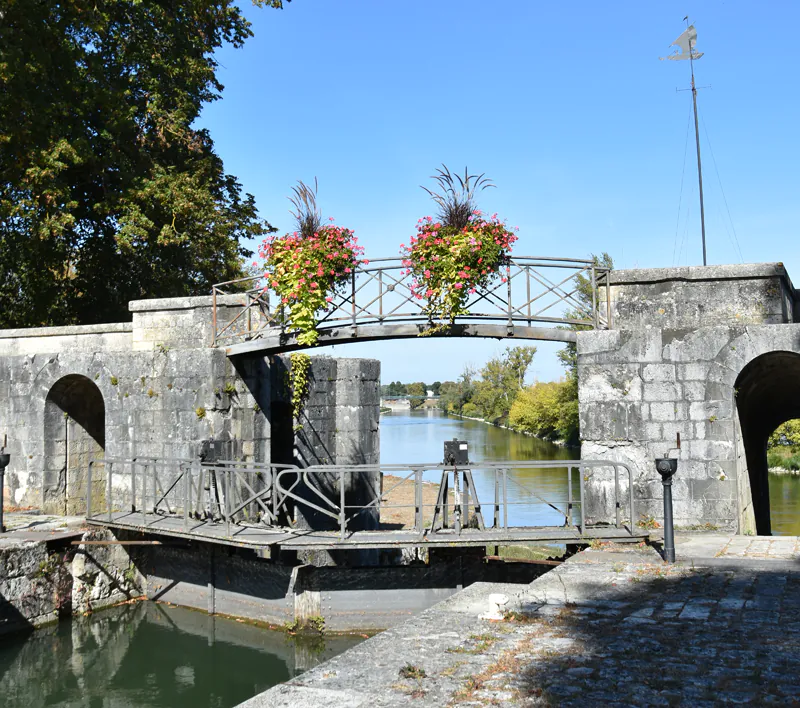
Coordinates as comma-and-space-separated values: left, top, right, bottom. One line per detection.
211, 256, 612, 355
84, 457, 646, 551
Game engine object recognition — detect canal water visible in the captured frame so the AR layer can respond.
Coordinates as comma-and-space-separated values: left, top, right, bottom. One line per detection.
381, 409, 800, 535
0, 602, 362, 708
380, 409, 581, 528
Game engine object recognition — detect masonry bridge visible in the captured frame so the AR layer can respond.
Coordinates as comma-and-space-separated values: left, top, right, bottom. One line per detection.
0, 262, 798, 549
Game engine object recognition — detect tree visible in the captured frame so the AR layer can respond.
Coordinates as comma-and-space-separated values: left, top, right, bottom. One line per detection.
431, 381, 442, 396
509, 379, 579, 444
0, 1, 284, 327
557, 253, 614, 381
472, 346, 536, 422
406, 381, 427, 409
438, 366, 476, 415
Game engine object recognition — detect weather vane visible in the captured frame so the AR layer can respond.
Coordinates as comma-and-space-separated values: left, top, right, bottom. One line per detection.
661, 18, 707, 266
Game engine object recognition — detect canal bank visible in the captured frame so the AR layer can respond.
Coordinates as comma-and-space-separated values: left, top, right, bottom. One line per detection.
244, 535, 800, 707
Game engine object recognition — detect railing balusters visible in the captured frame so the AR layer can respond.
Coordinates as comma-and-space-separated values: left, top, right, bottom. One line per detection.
211, 258, 612, 347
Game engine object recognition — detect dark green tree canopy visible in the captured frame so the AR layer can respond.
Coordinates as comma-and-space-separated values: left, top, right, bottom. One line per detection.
0, 0, 280, 327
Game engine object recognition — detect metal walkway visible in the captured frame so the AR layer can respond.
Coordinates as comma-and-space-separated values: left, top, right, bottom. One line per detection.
84, 457, 645, 551
211, 256, 612, 355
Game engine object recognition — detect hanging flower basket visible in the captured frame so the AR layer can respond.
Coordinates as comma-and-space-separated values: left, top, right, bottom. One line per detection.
259, 180, 366, 346
400, 166, 517, 328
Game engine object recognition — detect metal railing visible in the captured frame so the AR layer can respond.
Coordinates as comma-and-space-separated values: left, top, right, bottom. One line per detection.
85, 456, 636, 544
275, 460, 635, 540
86, 457, 300, 535
211, 257, 612, 347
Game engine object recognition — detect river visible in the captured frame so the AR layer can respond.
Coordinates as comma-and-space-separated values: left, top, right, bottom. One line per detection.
382, 409, 800, 535
380, 408, 581, 528
0, 602, 362, 708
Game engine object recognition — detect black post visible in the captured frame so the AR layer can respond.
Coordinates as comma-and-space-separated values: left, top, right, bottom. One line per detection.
0, 451, 9, 534
655, 458, 678, 563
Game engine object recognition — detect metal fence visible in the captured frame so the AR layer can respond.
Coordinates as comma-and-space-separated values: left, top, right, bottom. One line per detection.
86, 457, 299, 535
86, 457, 635, 542
211, 256, 612, 347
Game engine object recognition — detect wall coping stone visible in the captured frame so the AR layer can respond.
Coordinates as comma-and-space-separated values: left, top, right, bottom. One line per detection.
609, 262, 796, 292
0, 321, 132, 339
129, 294, 245, 312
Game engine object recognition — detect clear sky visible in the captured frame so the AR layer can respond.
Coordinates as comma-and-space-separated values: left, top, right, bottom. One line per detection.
198, 0, 800, 385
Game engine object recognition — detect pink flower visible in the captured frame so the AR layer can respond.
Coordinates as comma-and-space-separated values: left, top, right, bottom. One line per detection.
344, 267, 351, 273
455, 283, 463, 289
326, 295, 333, 302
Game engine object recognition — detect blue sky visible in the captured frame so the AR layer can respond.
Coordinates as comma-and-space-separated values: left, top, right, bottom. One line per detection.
199, 0, 800, 384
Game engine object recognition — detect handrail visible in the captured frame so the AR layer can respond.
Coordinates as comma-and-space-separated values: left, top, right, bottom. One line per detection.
85, 456, 635, 543
211, 256, 612, 348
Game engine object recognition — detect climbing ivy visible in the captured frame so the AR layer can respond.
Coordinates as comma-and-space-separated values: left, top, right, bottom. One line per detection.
289, 353, 311, 426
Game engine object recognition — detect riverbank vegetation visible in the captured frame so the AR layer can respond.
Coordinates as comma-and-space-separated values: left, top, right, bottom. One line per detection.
768, 420, 800, 472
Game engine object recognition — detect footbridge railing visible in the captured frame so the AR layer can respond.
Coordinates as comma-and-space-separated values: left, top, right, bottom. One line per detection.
85, 457, 636, 545
211, 257, 612, 351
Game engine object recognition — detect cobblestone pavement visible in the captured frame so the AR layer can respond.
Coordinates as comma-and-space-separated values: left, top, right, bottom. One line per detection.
245, 539, 800, 707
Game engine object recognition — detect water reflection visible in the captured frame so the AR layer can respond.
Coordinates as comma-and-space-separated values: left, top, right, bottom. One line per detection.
769, 472, 800, 536
0, 602, 362, 708
380, 410, 581, 527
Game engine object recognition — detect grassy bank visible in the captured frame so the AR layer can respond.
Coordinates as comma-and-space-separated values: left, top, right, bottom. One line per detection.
768, 445, 800, 472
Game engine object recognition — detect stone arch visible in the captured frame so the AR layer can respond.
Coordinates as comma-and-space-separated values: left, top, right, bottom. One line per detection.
733, 351, 800, 535
43, 374, 106, 514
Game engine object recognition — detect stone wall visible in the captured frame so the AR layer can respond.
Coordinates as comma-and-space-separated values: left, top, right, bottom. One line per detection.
579, 263, 800, 532
0, 528, 145, 636
0, 296, 379, 520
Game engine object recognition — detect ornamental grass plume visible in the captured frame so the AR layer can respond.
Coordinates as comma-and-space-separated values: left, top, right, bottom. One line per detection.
402, 166, 518, 326
259, 180, 367, 346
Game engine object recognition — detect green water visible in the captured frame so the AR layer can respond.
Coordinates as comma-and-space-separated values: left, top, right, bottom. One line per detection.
0, 602, 362, 708
769, 472, 800, 535
380, 409, 580, 527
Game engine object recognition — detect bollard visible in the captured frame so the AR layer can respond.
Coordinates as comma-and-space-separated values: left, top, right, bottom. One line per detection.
0, 435, 9, 534
655, 457, 678, 563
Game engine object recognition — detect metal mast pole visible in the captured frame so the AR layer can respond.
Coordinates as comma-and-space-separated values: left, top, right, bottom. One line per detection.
687, 24, 707, 266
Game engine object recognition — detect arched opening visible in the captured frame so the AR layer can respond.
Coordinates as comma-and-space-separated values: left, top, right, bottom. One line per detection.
43, 375, 105, 515
735, 351, 800, 535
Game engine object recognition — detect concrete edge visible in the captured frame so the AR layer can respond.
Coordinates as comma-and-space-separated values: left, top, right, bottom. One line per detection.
609, 262, 791, 287
129, 294, 245, 312
0, 322, 133, 339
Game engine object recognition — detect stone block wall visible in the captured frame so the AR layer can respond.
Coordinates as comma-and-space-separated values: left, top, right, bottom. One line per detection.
0, 296, 380, 519
579, 263, 800, 532
0, 528, 145, 636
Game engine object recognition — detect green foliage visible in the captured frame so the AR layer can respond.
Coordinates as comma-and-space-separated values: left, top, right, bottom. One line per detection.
471, 346, 535, 423
767, 446, 800, 471
438, 366, 476, 415
0, 0, 282, 327
223, 381, 237, 396
383, 381, 408, 396
769, 420, 800, 448
195, 407, 206, 419
398, 664, 427, 680
406, 381, 427, 409
557, 253, 615, 381
260, 181, 365, 346
509, 378, 579, 444
289, 352, 311, 423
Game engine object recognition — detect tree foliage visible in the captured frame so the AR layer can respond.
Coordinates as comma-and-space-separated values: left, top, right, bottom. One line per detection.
509, 380, 579, 444
0, 0, 279, 327
471, 346, 536, 423
769, 420, 800, 448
